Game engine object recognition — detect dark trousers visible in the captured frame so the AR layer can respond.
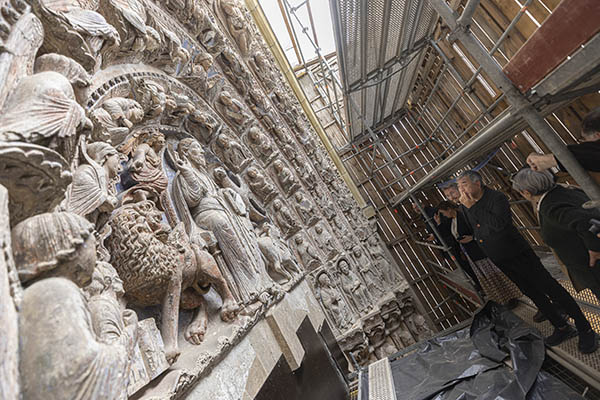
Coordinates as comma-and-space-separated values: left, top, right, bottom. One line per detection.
493, 248, 591, 333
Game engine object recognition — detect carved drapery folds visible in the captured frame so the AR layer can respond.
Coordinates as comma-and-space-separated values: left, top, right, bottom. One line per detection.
0, 0, 420, 396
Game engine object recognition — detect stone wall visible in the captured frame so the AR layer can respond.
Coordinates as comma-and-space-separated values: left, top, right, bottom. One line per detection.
0, 0, 433, 398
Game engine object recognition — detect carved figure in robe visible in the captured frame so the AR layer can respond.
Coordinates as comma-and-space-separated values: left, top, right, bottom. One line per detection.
257, 222, 302, 283
131, 78, 168, 119
407, 314, 432, 342
337, 259, 371, 313
66, 141, 121, 228
99, 0, 160, 56
215, 133, 251, 173
146, 21, 189, 75
32, 0, 120, 72
353, 246, 386, 298
182, 51, 219, 97
245, 165, 277, 205
218, 0, 250, 55
316, 273, 353, 332
13, 212, 137, 400
247, 88, 275, 128
171, 138, 273, 304
90, 97, 144, 143
272, 159, 299, 196
293, 234, 320, 271
120, 128, 168, 201
162, 93, 195, 127
219, 47, 250, 95
293, 191, 320, 226
185, 109, 220, 144
368, 235, 404, 287
313, 223, 338, 260
246, 125, 276, 165
214, 167, 267, 223
272, 198, 300, 239
0, 68, 91, 163
248, 50, 276, 90
215, 90, 250, 129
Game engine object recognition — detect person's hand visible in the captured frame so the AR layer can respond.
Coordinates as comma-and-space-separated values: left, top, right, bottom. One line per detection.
459, 235, 473, 244
459, 190, 476, 208
526, 153, 557, 171
433, 212, 441, 225
426, 234, 435, 242
589, 250, 600, 267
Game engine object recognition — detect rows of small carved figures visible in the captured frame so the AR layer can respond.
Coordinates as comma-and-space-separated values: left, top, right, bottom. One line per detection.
0, 0, 420, 398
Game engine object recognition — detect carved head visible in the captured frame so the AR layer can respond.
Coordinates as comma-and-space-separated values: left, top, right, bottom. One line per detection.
315, 224, 323, 235
338, 259, 350, 274
145, 130, 166, 150
273, 198, 282, 211
368, 235, 378, 246
352, 246, 362, 258
248, 126, 261, 142
213, 167, 228, 184
178, 138, 206, 168
12, 212, 96, 287
216, 134, 231, 149
246, 166, 258, 179
87, 142, 121, 179
273, 159, 284, 172
196, 51, 213, 70
294, 234, 304, 245
317, 272, 331, 287
294, 192, 304, 202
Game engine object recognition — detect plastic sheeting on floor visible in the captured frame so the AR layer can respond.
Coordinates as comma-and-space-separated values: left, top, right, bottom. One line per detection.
361, 302, 586, 400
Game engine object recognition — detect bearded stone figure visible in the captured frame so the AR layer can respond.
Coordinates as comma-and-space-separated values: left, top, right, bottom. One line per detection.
337, 259, 371, 314
353, 245, 386, 298
14, 212, 137, 400
316, 272, 353, 332
171, 138, 273, 304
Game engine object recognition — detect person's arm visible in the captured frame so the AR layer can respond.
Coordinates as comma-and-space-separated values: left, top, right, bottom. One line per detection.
545, 200, 600, 253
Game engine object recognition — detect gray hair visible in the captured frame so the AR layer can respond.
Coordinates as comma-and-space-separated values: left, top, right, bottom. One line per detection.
512, 168, 555, 195
441, 182, 458, 191
458, 170, 482, 184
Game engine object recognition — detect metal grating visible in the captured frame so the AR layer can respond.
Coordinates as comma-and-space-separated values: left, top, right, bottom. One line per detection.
330, 0, 437, 139
542, 357, 600, 399
368, 358, 397, 400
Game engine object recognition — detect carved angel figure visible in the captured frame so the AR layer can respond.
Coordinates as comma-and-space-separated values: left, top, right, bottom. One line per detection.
14, 212, 137, 400
32, 0, 120, 71
218, 0, 250, 55
316, 273, 353, 332
0, 69, 90, 163
293, 234, 320, 271
272, 198, 300, 238
338, 259, 371, 313
66, 142, 121, 227
272, 159, 299, 196
246, 166, 277, 205
215, 133, 251, 173
90, 97, 144, 143
216, 90, 250, 129
246, 126, 276, 165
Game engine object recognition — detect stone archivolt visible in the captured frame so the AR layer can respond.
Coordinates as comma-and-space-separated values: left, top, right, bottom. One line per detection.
0, 0, 427, 398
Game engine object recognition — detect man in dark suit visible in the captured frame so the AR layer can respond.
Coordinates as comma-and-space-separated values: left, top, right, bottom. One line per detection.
457, 170, 597, 353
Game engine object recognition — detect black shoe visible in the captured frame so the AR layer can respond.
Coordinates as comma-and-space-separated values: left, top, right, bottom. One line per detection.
533, 309, 547, 323
578, 330, 599, 354
545, 325, 578, 346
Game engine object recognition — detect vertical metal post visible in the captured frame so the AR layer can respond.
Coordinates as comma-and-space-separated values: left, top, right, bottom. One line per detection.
429, 0, 600, 203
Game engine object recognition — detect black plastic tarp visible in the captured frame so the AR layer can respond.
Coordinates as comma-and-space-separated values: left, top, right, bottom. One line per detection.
362, 302, 585, 400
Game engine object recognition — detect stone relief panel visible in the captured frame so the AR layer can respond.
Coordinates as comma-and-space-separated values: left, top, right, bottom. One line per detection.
0, 0, 427, 396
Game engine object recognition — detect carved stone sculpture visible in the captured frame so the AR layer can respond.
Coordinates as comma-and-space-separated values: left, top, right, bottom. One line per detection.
181, 51, 219, 97
368, 236, 405, 288
218, 0, 250, 56
213, 167, 267, 223
272, 198, 301, 239
364, 314, 397, 361
131, 78, 168, 119
293, 233, 321, 271
65, 141, 121, 227
170, 138, 273, 305
215, 132, 251, 173
257, 223, 302, 283
90, 97, 144, 143
316, 272, 353, 332
215, 90, 250, 130
313, 223, 338, 260
186, 109, 220, 144
246, 165, 277, 205
337, 259, 371, 313
246, 125, 277, 165
0, 66, 91, 163
13, 212, 137, 400
162, 93, 195, 127
353, 246, 387, 298
272, 159, 300, 196
407, 313, 433, 342
219, 47, 250, 95
248, 50, 276, 90
293, 191, 320, 227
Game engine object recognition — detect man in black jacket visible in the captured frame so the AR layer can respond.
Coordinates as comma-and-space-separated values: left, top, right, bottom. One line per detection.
457, 170, 597, 353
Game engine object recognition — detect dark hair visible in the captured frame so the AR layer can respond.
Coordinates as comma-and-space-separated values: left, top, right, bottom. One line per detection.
437, 200, 458, 211
582, 107, 600, 138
